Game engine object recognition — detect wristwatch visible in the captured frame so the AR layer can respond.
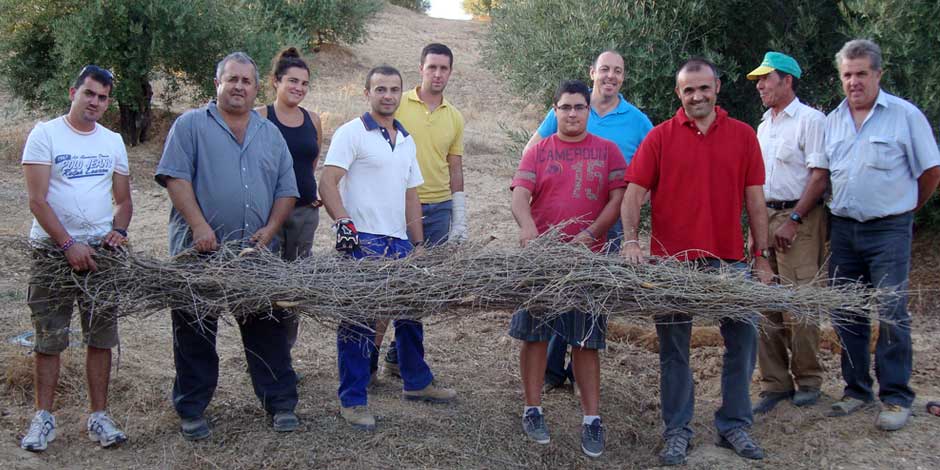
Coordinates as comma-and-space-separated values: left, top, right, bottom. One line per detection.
753, 248, 771, 259
789, 212, 803, 224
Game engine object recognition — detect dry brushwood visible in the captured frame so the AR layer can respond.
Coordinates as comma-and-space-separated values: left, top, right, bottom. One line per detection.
0, 235, 889, 329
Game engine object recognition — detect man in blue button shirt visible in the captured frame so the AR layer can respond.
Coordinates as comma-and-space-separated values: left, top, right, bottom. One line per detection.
155, 52, 301, 440
822, 39, 940, 431
523, 50, 653, 395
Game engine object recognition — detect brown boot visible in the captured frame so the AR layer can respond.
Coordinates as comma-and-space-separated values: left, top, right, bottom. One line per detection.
340, 406, 376, 431
402, 383, 457, 403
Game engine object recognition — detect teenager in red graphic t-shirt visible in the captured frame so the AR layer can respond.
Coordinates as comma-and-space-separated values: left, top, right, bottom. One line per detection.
508, 80, 625, 458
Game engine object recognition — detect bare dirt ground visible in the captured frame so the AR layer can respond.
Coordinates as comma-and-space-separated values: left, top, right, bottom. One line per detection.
1, 4, 939, 469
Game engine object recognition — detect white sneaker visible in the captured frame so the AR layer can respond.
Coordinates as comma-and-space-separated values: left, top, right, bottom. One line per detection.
87, 411, 127, 448
21, 410, 56, 452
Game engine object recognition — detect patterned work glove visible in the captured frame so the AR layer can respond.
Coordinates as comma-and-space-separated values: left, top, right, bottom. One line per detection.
334, 218, 359, 253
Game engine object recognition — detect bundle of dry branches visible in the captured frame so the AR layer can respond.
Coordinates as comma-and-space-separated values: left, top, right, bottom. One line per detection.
0, 235, 887, 328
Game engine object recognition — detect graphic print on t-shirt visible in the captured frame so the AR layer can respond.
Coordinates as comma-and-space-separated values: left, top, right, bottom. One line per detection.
55, 153, 115, 179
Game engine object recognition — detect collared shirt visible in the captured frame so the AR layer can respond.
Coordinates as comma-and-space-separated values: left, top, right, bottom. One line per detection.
626, 107, 765, 261
822, 90, 940, 222
155, 101, 299, 256
537, 92, 653, 164
757, 98, 826, 201
395, 87, 465, 203
324, 113, 423, 240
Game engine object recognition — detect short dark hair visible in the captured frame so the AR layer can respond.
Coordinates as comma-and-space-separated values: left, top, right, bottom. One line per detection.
676, 57, 719, 81
553, 79, 591, 106
774, 70, 799, 93
365, 65, 402, 90
270, 47, 309, 85
420, 43, 453, 67
73, 64, 114, 90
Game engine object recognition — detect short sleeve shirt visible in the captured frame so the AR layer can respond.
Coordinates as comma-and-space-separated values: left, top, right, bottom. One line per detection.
627, 107, 765, 261
395, 88, 464, 203
510, 133, 626, 251
756, 98, 827, 201
537, 93, 653, 165
324, 113, 423, 240
822, 90, 940, 222
22, 116, 129, 241
155, 102, 299, 256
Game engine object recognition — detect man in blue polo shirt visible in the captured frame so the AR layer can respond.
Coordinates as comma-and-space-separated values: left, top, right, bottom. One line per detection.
523, 50, 653, 394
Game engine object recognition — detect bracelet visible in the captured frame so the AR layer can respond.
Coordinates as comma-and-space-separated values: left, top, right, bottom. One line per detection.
113, 228, 128, 237
60, 237, 76, 251
623, 239, 640, 245
580, 227, 597, 241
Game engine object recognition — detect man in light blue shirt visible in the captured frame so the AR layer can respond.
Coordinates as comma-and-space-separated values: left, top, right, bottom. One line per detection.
523, 51, 653, 395
822, 39, 940, 431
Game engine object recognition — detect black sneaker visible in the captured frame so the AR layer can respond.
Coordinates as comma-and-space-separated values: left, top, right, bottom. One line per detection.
659, 433, 691, 466
792, 388, 821, 407
752, 390, 793, 414
272, 411, 299, 432
581, 418, 605, 458
716, 428, 764, 460
180, 416, 210, 441
522, 408, 550, 444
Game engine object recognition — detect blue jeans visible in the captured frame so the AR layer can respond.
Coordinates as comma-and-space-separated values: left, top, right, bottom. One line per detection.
338, 233, 434, 407
422, 200, 453, 247
657, 260, 757, 439
384, 202, 452, 365
828, 213, 914, 407
172, 307, 298, 419
605, 218, 625, 254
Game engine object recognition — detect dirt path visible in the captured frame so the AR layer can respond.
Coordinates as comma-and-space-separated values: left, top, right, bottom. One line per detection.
1, 4, 939, 469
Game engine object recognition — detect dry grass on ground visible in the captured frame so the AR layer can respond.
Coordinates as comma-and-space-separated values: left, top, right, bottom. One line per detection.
0, 4, 939, 469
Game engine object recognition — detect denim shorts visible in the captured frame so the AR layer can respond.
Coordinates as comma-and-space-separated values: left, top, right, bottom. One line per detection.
508, 309, 606, 350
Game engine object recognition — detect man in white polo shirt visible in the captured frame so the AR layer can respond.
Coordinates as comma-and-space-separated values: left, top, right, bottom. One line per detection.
20, 65, 132, 452
746, 52, 827, 414
319, 65, 457, 431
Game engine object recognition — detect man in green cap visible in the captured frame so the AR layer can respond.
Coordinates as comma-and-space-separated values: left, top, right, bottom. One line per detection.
746, 51, 827, 414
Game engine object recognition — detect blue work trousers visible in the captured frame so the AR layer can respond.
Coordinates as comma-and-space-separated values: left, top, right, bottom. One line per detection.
338, 233, 434, 407
172, 308, 298, 419
829, 213, 914, 407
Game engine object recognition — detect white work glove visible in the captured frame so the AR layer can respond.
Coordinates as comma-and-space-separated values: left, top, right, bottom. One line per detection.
449, 191, 468, 243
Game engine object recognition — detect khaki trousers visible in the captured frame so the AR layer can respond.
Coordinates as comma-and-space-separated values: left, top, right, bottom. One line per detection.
757, 204, 827, 393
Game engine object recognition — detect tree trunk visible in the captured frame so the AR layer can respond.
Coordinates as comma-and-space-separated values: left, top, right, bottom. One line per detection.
118, 81, 153, 147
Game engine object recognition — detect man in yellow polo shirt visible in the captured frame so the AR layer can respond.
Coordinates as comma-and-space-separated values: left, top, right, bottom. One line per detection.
376, 43, 466, 378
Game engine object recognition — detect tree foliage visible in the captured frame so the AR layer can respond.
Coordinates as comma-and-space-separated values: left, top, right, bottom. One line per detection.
389, 0, 431, 13
462, 0, 499, 17
0, 0, 380, 145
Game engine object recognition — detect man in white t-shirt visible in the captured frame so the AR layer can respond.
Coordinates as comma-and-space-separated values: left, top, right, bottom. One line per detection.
20, 65, 133, 452
319, 65, 456, 431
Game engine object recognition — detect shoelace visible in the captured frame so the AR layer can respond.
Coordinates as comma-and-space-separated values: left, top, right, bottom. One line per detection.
665, 435, 688, 455
725, 429, 755, 450
27, 415, 53, 440
90, 415, 119, 437
585, 421, 603, 440
524, 411, 544, 428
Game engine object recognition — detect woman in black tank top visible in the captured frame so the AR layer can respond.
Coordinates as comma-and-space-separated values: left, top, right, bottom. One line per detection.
256, 47, 323, 349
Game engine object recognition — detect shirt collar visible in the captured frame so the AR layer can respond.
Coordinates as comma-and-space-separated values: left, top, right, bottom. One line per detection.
761, 97, 802, 122
407, 87, 451, 109
360, 112, 409, 137
587, 89, 631, 116
836, 88, 889, 115
206, 100, 262, 144
676, 105, 728, 128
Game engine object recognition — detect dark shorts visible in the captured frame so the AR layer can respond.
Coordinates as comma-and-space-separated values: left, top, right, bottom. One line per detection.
508, 309, 606, 350
27, 280, 118, 355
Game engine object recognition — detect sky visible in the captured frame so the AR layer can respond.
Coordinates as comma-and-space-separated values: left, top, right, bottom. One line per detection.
427, 0, 472, 20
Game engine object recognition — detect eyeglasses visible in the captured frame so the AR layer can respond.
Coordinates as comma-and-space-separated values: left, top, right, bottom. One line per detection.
556, 104, 589, 113
80, 64, 114, 80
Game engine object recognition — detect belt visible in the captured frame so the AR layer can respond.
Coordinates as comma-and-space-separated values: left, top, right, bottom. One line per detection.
766, 200, 798, 210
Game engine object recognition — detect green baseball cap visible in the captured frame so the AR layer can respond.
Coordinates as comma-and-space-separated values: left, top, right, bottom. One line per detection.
747, 51, 802, 80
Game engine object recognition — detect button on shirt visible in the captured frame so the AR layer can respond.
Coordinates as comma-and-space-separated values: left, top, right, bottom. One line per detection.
155, 101, 299, 256
822, 90, 940, 222
537, 93, 653, 165
757, 98, 826, 202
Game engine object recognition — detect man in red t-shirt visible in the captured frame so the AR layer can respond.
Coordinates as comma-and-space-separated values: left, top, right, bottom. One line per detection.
509, 80, 625, 458
620, 58, 773, 466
